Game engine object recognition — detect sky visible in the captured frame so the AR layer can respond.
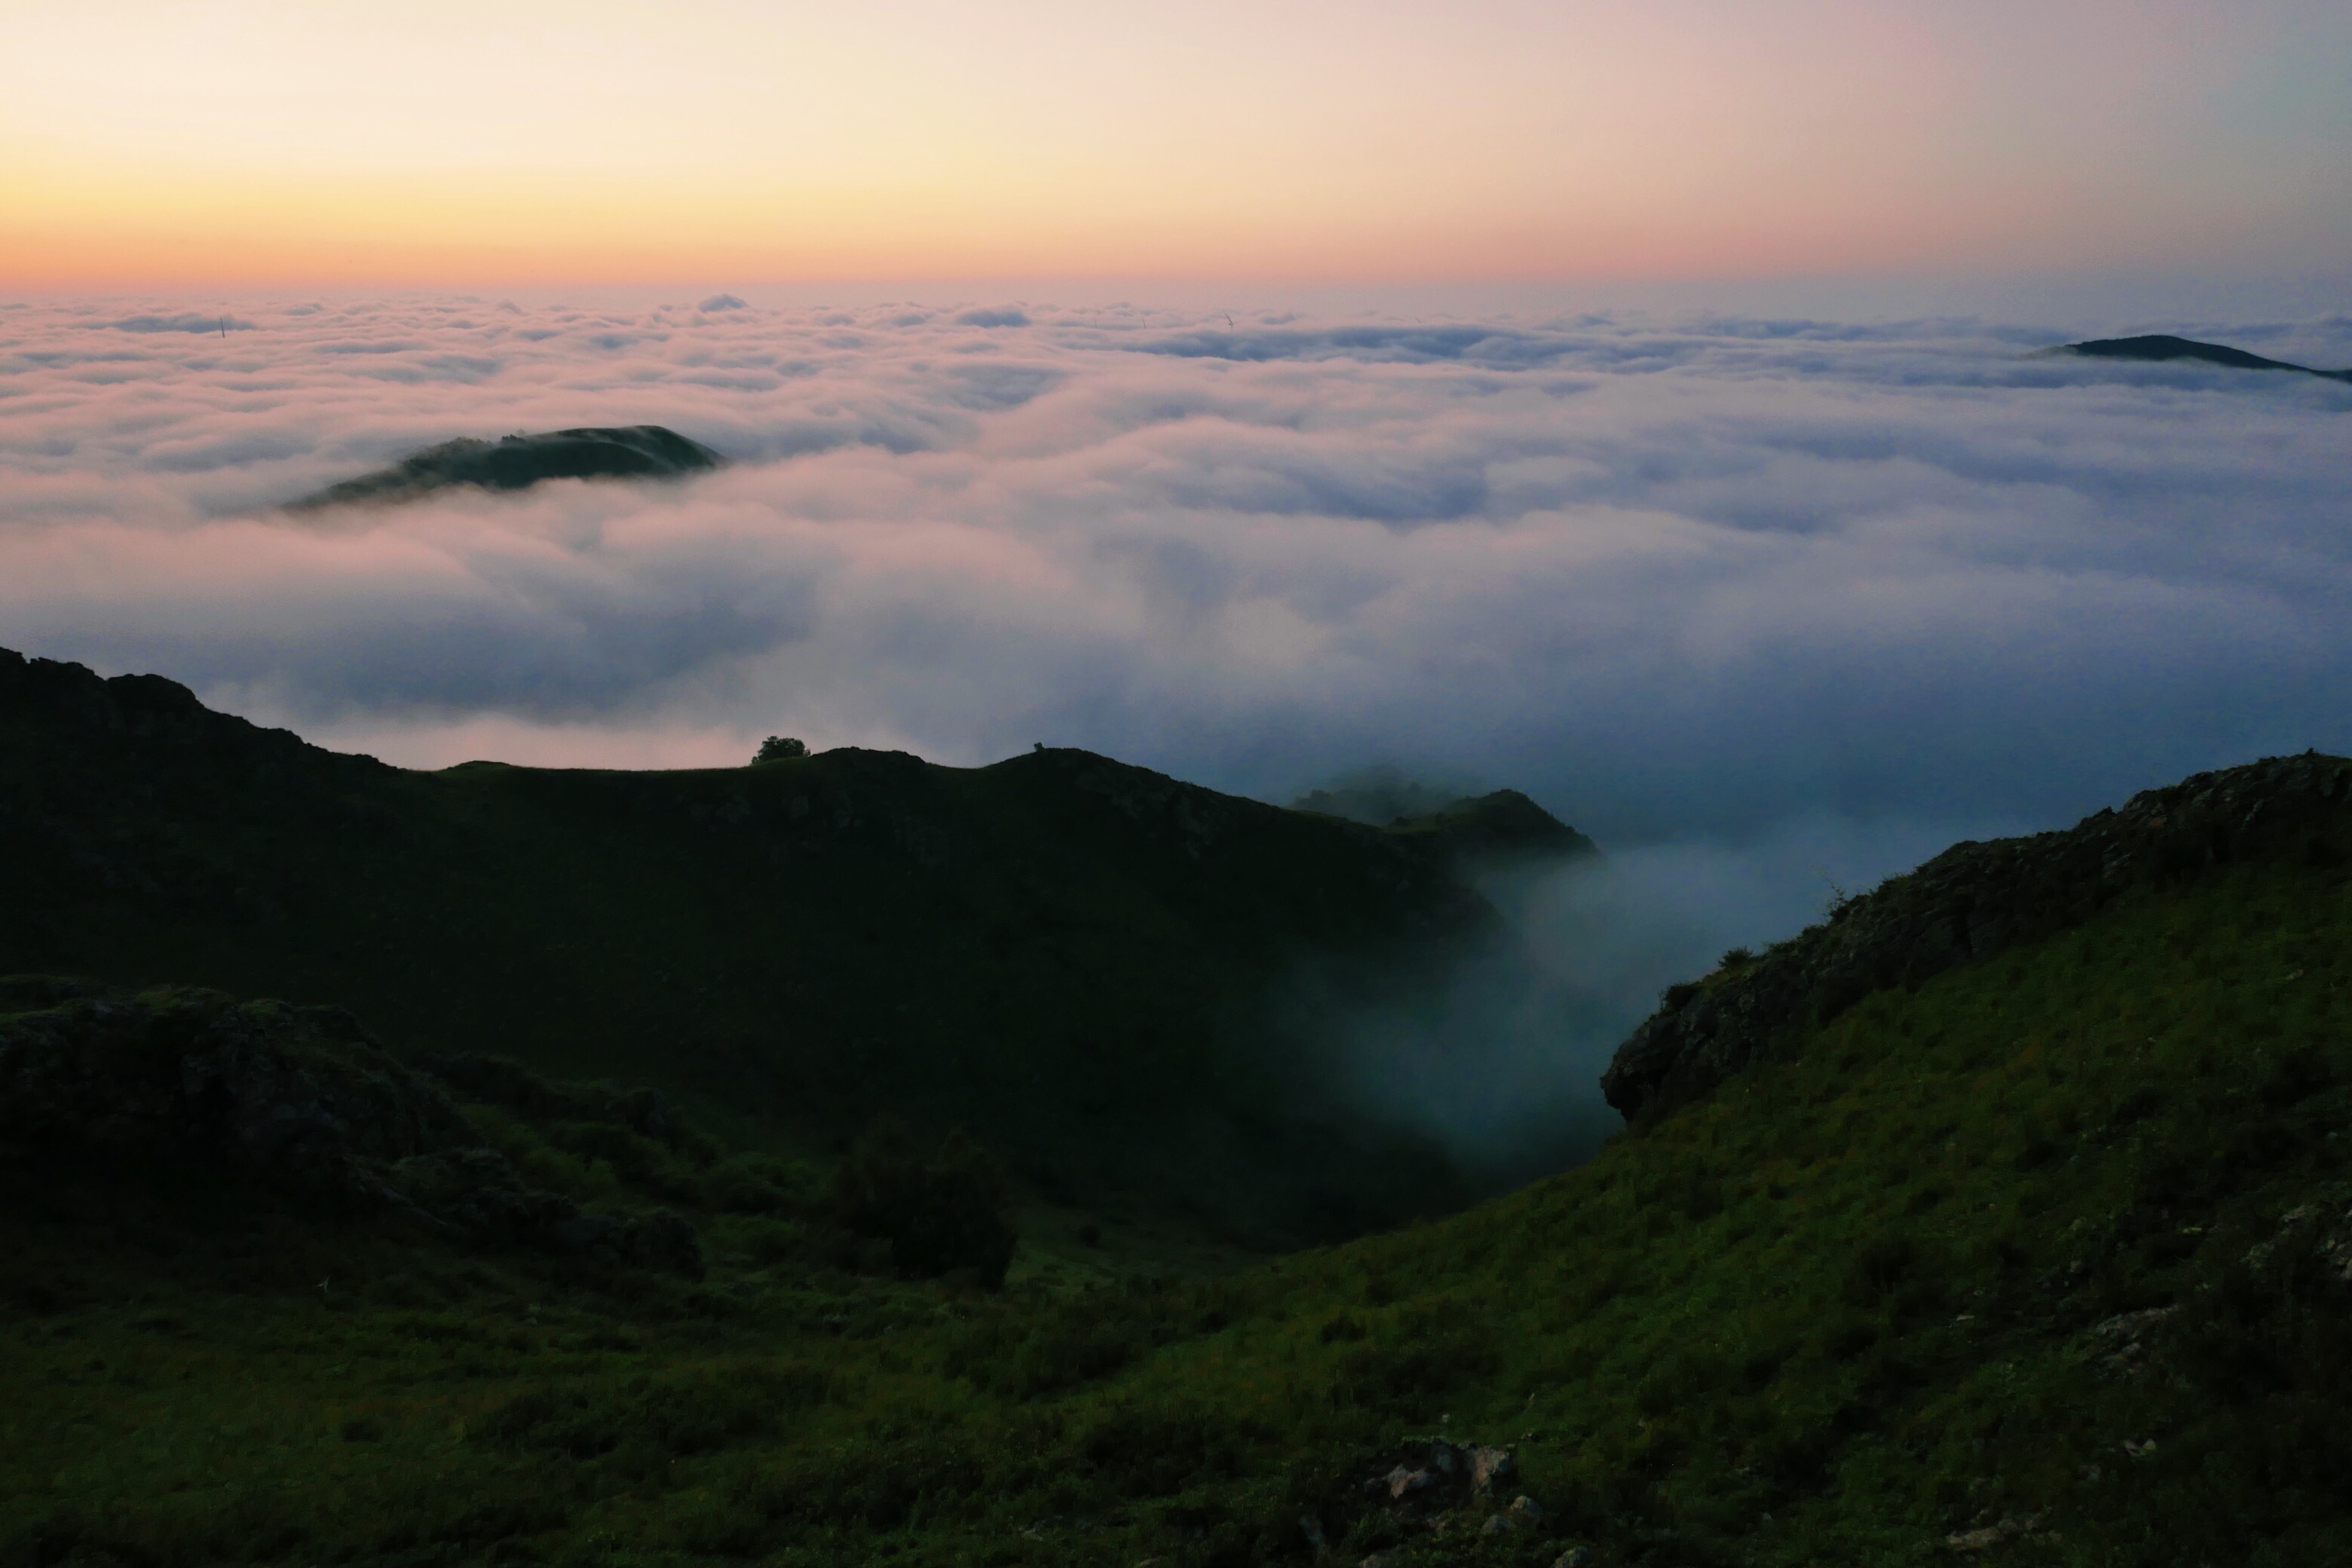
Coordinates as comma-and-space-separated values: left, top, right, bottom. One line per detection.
5, 0, 2350, 287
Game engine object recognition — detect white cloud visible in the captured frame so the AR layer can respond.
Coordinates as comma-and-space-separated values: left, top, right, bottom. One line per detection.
3, 292, 2348, 867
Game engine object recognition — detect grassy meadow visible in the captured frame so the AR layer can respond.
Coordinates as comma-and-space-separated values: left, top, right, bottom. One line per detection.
8, 846, 2350, 1567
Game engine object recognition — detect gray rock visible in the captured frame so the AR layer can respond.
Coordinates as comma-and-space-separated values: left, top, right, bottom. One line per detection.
1944, 1512, 2047, 1552
2087, 1306, 2177, 1375
1386, 1465, 1432, 1501
1469, 1444, 1516, 1494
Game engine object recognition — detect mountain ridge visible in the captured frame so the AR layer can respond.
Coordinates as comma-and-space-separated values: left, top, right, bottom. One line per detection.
0, 645, 1590, 1242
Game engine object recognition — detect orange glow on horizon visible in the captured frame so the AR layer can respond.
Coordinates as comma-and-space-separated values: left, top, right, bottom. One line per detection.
2, 0, 2344, 288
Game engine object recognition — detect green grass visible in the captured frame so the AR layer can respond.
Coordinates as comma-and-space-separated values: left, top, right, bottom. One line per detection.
8, 851, 2349, 1566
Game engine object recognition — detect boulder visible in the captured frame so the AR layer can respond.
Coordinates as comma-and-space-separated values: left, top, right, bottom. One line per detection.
1469, 1444, 1516, 1494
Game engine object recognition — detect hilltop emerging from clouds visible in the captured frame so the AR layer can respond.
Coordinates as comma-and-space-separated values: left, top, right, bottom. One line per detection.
288, 424, 722, 509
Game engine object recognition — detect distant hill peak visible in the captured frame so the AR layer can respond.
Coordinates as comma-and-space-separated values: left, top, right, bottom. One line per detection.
1291, 767, 1467, 825
2061, 334, 2352, 384
1288, 768, 1594, 872
1380, 789, 1597, 873
288, 424, 722, 510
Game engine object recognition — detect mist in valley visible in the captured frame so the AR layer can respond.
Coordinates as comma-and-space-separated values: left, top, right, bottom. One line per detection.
1317, 798, 2022, 1186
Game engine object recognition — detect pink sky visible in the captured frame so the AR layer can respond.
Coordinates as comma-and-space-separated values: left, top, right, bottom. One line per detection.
4, 0, 2347, 286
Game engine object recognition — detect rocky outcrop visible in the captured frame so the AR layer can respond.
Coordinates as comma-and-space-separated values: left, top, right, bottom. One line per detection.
1603, 752, 2352, 1119
1326, 1438, 1549, 1563
0, 982, 702, 1275
0, 979, 470, 1181
1352, 1437, 1517, 1519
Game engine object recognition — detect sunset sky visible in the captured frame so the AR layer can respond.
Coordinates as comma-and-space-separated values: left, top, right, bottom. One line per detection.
6, 0, 2348, 286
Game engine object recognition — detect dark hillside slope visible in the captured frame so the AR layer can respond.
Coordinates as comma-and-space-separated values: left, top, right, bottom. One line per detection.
1605, 752, 2352, 1118
8, 755, 2351, 1566
0, 648, 1583, 1239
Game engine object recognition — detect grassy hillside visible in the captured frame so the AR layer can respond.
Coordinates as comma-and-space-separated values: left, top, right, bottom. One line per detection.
6, 756, 2348, 1566
0, 647, 1585, 1242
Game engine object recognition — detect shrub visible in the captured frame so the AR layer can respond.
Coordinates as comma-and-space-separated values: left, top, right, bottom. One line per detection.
473, 1364, 834, 1463
949, 1312, 1145, 1399
1848, 1236, 1917, 1300
830, 1116, 1016, 1287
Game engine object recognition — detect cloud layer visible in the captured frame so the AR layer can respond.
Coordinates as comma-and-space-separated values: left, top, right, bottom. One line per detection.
5, 292, 2350, 877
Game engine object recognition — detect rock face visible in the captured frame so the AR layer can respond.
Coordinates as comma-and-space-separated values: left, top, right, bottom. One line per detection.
289, 424, 722, 509
1602, 752, 2352, 1120
0, 981, 702, 1275
2063, 335, 2352, 384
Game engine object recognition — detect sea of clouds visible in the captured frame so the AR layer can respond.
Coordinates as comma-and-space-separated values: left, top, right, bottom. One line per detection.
5, 292, 2350, 1153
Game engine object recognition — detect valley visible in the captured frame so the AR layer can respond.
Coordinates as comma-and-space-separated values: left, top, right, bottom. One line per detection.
4, 648, 2349, 1566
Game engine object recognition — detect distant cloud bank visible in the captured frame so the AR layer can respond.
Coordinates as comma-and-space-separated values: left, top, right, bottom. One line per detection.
5, 294, 2350, 884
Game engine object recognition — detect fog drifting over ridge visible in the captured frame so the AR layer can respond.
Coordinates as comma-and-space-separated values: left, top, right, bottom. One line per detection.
5, 293, 2350, 877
